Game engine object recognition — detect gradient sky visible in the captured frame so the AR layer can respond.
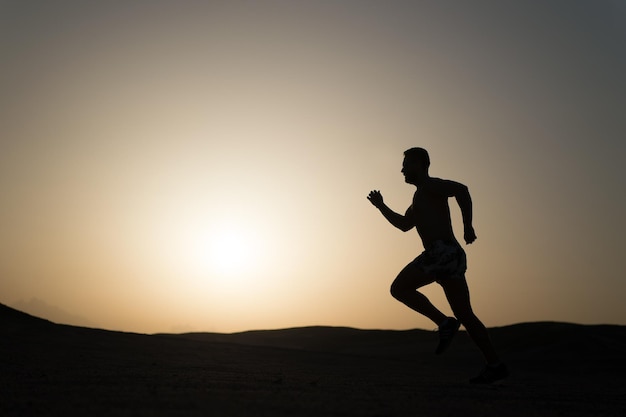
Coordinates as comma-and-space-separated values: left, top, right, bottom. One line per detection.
2, 0, 625, 333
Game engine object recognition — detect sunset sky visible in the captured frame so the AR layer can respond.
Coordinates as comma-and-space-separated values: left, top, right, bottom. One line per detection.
2, 1, 625, 334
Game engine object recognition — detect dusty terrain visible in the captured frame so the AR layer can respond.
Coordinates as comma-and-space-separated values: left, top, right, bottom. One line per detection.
2, 303, 625, 416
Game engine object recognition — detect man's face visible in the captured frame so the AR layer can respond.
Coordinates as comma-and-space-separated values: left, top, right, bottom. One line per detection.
401, 157, 420, 184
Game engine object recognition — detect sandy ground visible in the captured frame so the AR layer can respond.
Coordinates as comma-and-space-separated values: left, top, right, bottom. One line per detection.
2, 304, 625, 417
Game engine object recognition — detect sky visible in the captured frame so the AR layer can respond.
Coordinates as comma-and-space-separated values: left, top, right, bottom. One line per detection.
1, 0, 625, 334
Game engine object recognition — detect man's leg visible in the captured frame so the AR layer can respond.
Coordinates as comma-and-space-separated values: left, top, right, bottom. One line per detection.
390, 262, 447, 326
440, 278, 500, 364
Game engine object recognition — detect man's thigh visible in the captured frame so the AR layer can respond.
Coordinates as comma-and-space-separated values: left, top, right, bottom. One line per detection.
392, 260, 437, 291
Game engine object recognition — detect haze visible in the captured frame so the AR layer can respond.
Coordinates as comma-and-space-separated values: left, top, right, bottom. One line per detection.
1, 1, 625, 333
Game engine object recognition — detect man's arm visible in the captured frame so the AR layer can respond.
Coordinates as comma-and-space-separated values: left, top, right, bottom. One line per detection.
455, 186, 477, 244
367, 190, 414, 232
430, 179, 477, 244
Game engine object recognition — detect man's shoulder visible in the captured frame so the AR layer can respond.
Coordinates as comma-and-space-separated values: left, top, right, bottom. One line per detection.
423, 177, 463, 198
427, 176, 446, 183
423, 177, 451, 190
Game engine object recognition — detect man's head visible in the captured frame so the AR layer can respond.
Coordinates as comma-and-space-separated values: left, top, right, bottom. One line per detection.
402, 147, 430, 184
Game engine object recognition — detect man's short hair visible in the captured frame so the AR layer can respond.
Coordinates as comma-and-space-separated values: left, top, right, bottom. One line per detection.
404, 147, 430, 168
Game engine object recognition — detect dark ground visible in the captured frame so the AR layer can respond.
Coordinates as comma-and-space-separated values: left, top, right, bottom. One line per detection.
2, 303, 625, 417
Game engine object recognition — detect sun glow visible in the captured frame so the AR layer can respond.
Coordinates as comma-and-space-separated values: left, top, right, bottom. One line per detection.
207, 228, 258, 276
187, 223, 264, 280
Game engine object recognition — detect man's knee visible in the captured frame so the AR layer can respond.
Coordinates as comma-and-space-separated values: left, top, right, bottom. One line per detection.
390, 276, 415, 301
390, 281, 404, 300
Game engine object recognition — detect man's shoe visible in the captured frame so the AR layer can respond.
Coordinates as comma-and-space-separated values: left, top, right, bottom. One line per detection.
469, 363, 509, 384
435, 317, 460, 354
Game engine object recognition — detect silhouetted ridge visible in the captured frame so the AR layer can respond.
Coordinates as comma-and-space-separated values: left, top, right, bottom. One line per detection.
163, 326, 436, 356
159, 322, 626, 367
490, 321, 626, 373
1, 302, 54, 329
3, 301, 625, 369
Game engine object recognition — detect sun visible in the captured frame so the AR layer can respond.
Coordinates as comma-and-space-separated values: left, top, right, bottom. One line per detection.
162, 212, 275, 297
187, 223, 263, 279
207, 229, 257, 275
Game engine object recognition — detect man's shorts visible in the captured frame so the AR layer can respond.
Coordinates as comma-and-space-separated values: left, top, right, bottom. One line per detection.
410, 240, 467, 281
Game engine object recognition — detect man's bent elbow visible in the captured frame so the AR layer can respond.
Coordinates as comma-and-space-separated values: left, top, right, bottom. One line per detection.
458, 184, 469, 196
454, 184, 471, 200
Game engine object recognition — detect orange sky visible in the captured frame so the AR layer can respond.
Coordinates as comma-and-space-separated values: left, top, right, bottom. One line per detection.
1, 1, 625, 333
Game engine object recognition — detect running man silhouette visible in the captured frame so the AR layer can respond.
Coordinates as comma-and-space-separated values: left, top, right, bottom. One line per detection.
368, 147, 508, 383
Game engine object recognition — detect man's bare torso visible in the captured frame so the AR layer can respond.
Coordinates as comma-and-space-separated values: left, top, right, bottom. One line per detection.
408, 178, 457, 249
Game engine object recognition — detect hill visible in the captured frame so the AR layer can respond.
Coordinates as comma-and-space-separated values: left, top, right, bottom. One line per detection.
2, 303, 625, 417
